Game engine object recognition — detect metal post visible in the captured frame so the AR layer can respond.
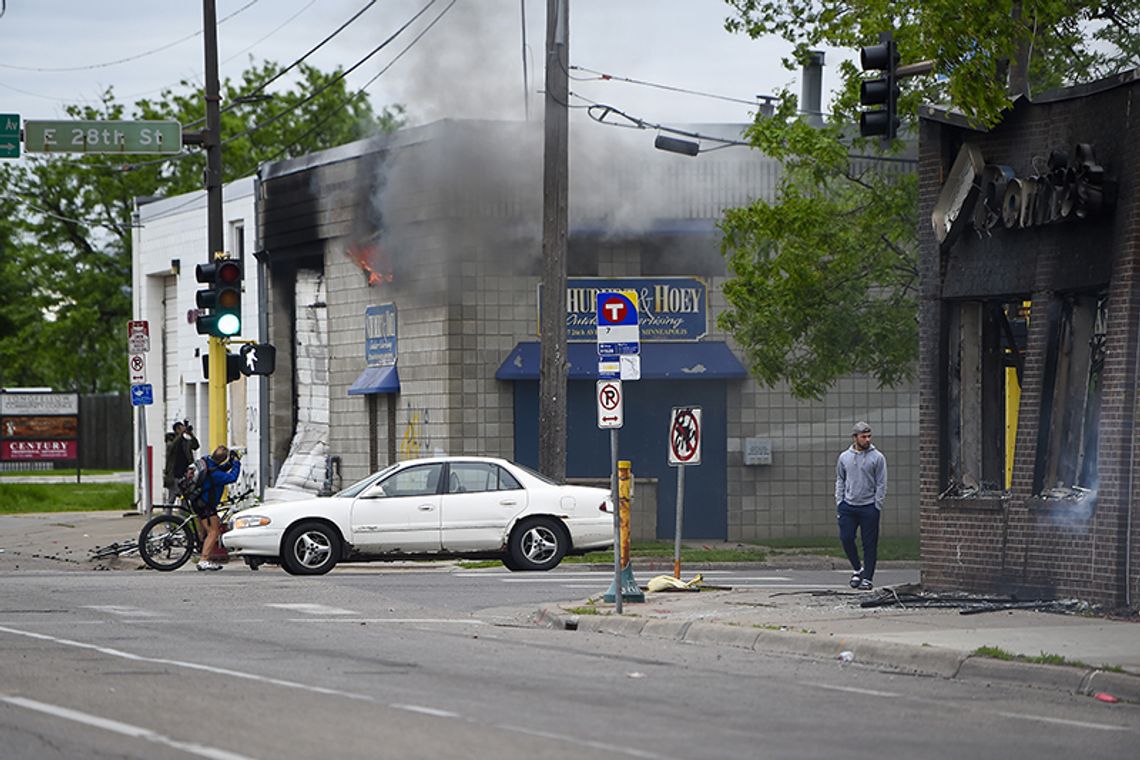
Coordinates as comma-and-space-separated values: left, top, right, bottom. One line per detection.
202, 0, 227, 451
673, 463, 685, 578
610, 428, 622, 614
139, 405, 150, 515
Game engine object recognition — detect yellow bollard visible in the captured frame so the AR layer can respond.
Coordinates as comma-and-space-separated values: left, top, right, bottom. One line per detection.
604, 460, 644, 603
618, 460, 632, 567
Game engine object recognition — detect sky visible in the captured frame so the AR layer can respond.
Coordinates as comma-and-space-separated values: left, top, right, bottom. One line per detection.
0, 0, 852, 139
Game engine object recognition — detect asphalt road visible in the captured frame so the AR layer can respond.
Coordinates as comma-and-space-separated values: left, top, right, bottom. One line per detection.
1, 567, 1136, 760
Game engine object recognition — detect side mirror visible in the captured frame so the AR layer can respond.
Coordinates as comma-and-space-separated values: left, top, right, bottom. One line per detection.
361, 483, 387, 499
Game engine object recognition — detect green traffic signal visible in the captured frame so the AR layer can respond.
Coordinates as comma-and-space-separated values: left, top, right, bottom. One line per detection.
194, 258, 243, 337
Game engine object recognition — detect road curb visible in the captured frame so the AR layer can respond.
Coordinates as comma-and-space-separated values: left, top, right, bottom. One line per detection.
534, 606, 1140, 703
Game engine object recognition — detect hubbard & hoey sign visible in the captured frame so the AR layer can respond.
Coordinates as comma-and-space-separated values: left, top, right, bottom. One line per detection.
540, 277, 708, 341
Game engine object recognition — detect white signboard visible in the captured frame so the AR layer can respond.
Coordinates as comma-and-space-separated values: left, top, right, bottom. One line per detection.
0, 392, 79, 416
127, 319, 150, 353
596, 379, 624, 429
668, 406, 702, 466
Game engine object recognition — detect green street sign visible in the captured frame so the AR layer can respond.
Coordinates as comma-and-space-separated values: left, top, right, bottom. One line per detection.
0, 114, 19, 159
24, 120, 181, 155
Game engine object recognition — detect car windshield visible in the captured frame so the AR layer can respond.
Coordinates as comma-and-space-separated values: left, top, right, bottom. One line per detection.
334, 463, 400, 498
511, 461, 560, 486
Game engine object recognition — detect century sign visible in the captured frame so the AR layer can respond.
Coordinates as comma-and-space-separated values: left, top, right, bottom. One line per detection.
24, 120, 181, 154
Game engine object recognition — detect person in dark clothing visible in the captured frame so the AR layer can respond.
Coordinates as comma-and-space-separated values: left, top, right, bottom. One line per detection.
163, 421, 199, 503
835, 421, 887, 591
194, 445, 241, 572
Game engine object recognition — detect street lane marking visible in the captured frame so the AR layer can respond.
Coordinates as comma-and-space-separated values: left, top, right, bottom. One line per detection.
283, 618, 485, 625
265, 603, 358, 616
802, 683, 902, 698
0, 624, 677, 760
0, 694, 259, 760
391, 703, 461, 718
83, 605, 165, 618
994, 711, 1133, 732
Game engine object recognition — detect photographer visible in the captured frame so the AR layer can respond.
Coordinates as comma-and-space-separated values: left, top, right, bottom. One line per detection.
194, 445, 241, 572
162, 420, 199, 504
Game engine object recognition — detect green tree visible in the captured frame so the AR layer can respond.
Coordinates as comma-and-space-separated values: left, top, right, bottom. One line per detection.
717, 0, 1139, 399
0, 62, 403, 392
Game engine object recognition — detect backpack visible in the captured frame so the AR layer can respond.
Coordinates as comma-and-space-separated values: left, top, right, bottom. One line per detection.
177, 457, 212, 506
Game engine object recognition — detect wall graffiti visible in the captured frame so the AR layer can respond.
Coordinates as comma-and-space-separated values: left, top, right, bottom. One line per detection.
399, 405, 431, 458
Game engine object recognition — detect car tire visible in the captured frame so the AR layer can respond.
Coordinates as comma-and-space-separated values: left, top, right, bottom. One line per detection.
508, 517, 567, 571
280, 521, 341, 575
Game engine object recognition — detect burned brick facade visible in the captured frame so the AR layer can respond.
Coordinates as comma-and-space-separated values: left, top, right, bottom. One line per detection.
918, 71, 1140, 607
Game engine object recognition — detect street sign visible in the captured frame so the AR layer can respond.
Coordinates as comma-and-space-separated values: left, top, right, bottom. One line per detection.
24, 120, 181, 154
128, 353, 147, 384
0, 114, 19, 159
668, 406, 702, 466
596, 379, 624, 429
130, 384, 153, 406
619, 354, 641, 381
127, 320, 150, 353
596, 290, 640, 357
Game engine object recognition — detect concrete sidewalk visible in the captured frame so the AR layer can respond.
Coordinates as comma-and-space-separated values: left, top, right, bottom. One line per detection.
2, 511, 1137, 705
534, 570, 1140, 706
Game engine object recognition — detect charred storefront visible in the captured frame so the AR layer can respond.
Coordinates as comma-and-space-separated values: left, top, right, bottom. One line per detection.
252, 118, 923, 542
918, 71, 1140, 607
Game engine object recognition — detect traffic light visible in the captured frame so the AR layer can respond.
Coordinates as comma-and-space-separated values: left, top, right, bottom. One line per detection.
859, 32, 900, 140
202, 352, 242, 383
195, 257, 242, 337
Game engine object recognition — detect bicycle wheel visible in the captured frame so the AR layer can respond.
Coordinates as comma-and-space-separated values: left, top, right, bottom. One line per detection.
139, 514, 196, 571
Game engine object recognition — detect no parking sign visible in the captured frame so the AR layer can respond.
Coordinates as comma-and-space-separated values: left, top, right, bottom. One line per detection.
668, 406, 702, 466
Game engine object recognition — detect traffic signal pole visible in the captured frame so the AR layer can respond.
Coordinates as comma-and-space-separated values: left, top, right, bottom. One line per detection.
202, 0, 227, 451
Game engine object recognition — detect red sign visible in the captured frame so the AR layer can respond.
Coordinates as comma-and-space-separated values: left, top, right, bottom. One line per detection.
600, 297, 628, 324
2, 440, 78, 461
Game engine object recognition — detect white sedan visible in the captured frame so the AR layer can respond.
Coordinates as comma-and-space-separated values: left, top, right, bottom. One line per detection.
223, 456, 614, 575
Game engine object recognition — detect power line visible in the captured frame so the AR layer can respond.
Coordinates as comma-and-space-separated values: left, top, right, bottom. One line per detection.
220, 0, 441, 149
241, 0, 458, 174
0, 0, 261, 73
114, 0, 320, 103
570, 64, 764, 108
183, 0, 379, 131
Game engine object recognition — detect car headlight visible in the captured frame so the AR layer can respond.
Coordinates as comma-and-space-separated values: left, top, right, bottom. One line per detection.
232, 515, 271, 530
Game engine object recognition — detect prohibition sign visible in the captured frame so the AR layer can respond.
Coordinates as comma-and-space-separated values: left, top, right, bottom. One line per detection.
668, 406, 702, 465
596, 380, 623, 429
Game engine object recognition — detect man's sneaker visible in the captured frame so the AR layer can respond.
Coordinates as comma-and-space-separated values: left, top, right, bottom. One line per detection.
857, 578, 873, 591
196, 560, 222, 572
849, 570, 863, 589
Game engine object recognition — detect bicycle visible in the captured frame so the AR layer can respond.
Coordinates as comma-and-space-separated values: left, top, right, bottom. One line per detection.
137, 489, 252, 571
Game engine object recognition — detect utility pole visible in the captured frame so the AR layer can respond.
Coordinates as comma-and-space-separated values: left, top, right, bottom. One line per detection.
202, 0, 227, 451
538, 0, 569, 481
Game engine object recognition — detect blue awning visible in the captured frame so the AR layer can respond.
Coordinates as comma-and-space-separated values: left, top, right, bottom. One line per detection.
495, 342, 747, 381
347, 364, 400, 395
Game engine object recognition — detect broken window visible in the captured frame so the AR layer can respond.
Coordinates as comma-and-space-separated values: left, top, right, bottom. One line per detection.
941, 300, 1027, 498
1033, 292, 1105, 499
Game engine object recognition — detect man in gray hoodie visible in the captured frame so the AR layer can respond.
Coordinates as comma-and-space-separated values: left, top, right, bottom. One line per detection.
835, 421, 887, 590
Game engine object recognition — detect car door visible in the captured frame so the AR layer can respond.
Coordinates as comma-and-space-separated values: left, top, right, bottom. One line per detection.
440, 462, 528, 551
350, 463, 443, 553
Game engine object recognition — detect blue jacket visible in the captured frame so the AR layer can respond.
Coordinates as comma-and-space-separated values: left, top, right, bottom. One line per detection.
202, 457, 241, 509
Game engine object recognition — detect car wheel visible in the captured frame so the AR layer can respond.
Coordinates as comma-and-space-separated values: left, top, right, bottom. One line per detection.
508, 517, 567, 571
280, 521, 341, 575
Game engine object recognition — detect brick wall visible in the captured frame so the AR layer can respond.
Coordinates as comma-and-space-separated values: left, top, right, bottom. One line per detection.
919, 76, 1140, 607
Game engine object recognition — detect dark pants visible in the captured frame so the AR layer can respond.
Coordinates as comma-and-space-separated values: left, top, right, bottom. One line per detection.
837, 500, 880, 580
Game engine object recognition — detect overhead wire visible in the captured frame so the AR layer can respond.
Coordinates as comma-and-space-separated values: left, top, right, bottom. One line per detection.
183, 0, 379, 130
0, 0, 261, 73
570, 64, 763, 108
239, 0, 459, 174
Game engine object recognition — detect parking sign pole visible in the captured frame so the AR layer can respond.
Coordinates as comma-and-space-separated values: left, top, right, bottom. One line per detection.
673, 464, 685, 579
610, 428, 623, 614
